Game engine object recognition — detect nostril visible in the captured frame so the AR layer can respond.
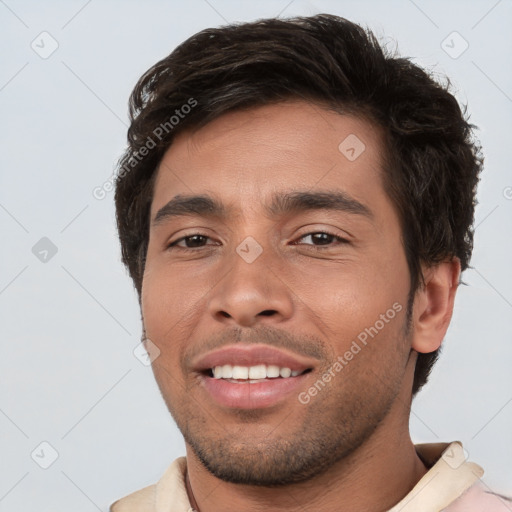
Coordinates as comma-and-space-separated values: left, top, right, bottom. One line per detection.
259, 310, 277, 316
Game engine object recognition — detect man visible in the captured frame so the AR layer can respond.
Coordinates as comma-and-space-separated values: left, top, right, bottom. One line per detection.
110, 13, 509, 511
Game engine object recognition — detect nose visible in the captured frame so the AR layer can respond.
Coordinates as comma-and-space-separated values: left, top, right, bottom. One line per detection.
207, 247, 294, 328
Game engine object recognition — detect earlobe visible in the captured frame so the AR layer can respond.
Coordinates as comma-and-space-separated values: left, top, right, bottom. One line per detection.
411, 258, 461, 354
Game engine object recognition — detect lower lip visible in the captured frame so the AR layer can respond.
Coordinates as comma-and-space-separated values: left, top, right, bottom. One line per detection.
201, 373, 310, 409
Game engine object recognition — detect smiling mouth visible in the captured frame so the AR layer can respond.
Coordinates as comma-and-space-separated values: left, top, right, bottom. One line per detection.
204, 364, 313, 382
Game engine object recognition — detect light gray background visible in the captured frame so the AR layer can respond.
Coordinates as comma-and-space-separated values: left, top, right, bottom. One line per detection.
1, 0, 511, 510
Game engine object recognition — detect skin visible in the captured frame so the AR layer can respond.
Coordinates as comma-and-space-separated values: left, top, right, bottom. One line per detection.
141, 100, 461, 511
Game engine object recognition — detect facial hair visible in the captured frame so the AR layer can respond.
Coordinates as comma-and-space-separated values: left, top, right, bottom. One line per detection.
153, 309, 412, 487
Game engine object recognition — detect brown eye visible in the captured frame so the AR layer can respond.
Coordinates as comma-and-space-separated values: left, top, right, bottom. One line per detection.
168, 234, 213, 250
295, 231, 349, 247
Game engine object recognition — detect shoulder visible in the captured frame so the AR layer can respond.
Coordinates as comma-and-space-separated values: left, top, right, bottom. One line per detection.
446, 481, 512, 511
109, 457, 188, 511
109, 483, 157, 512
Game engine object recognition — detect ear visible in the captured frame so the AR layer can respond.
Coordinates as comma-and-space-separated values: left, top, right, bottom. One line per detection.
411, 258, 461, 354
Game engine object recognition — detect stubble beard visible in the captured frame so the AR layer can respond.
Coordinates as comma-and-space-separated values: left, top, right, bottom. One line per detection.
164, 352, 407, 486
154, 301, 413, 487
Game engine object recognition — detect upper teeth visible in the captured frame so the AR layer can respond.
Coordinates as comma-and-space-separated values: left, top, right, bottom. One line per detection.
212, 364, 303, 379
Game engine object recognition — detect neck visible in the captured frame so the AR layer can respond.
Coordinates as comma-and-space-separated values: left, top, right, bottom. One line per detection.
186, 361, 427, 512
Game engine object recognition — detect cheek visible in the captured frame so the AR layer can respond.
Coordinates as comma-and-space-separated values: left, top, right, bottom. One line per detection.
141, 267, 168, 338
141, 262, 194, 344
306, 258, 400, 305
285, 255, 409, 352
141, 267, 196, 394
140, 258, 220, 365
142, 255, 199, 314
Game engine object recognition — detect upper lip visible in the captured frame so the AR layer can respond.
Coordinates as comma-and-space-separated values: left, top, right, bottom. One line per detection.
192, 344, 318, 373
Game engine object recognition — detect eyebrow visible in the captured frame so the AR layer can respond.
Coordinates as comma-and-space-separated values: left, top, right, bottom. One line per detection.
152, 190, 373, 226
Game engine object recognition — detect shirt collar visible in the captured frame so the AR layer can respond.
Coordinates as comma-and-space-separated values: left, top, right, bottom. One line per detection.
388, 441, 483, 512
154, 441, 483, 512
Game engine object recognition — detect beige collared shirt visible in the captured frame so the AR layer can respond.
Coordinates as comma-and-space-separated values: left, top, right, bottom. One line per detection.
110, 441, 510, 511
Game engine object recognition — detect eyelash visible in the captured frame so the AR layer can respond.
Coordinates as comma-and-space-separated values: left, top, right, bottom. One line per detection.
167, 230, 349, 252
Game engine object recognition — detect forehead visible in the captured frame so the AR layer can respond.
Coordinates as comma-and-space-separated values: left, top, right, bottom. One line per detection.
151, 100, 387, 218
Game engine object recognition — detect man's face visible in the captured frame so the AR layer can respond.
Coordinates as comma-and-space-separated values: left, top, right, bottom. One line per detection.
141, 100, 413, 485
